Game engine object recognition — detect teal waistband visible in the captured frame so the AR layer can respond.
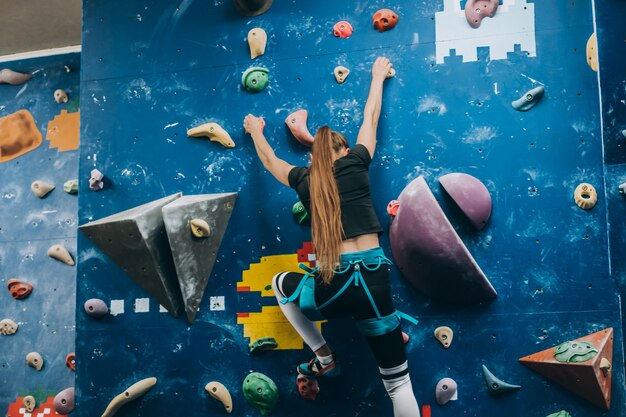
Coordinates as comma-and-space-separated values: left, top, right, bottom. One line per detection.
336, 247, 392, 271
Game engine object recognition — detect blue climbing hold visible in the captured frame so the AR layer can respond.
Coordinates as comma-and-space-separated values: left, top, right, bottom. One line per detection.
482, 364, 521, 394
511, 86, 545, 112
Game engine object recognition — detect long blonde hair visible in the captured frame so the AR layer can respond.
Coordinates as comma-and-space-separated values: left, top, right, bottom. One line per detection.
309, 126, 349, 284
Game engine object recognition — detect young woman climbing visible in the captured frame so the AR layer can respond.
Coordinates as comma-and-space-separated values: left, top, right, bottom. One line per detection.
243, 57, 420, 417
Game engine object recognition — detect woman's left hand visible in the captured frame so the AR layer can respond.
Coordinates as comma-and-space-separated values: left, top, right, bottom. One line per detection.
244, 114, 265, 136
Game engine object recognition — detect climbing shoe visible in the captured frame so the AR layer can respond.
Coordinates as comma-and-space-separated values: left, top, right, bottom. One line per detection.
297, 357, 340, 378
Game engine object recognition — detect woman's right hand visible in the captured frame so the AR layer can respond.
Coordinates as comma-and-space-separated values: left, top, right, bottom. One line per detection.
243, 114, 265, 136
372, 57, 392, 82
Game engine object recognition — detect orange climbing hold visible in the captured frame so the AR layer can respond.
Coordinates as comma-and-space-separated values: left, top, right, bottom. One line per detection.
46, 110, 80, 152
0, 110, 42, 162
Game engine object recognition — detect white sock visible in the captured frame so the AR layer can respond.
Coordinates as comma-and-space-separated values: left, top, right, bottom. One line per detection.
316, 353, 334, 366
380, 362, 420, 417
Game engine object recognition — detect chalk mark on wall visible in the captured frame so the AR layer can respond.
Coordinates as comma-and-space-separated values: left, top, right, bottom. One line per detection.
435, 0, 536, 64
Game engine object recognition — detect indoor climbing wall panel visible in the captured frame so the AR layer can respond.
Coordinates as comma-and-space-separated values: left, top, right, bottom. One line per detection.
0, 53, 80, 412
77, 1, 624, 416
595, 0, 626, 352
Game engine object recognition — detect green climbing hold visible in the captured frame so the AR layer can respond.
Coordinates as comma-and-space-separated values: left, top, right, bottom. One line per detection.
553, 340, 598, 363
242, 372, 279, 415
546, 411, 571, 417
292, 201, 309, 224
249, 337, 278, 354
511, 86, 544, 112
242, 67, 269, 93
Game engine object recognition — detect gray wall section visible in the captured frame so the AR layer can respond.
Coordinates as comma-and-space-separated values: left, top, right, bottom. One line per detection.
75, 1, 624, 416
0, 53, 80, 410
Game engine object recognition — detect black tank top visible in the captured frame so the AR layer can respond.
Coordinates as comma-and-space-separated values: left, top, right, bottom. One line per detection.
288, 144, 384, 240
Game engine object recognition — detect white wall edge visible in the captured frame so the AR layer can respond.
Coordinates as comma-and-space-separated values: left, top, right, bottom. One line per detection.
0, 45, 81, 63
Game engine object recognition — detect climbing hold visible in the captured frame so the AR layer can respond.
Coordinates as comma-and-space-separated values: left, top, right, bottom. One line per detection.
422, 405, 432, 417
242, 372, 279, 416
465, 0, 498, 28
439, 173, 492, 230
600, 357, 611, 376
31, 181, 55, 198
84, 298, 109, 318
0, 110, 43, 163
23, 396, 36, 413
387, 200, 400, 217
89, 169, 105, 191
389, 176, 497, 304
187, 122, 236, 148
402, 331, 410, 344
435, 377, 458, 405
26, 352, 44, 370
586, 33, 598, 72
54, 89, 69, 103
64, 179, 79, 194
248, 28, 267, 59
249, 337, 278, 354
241, 67, 269, 93
434, 326, 454, 348
386, 68, 396, 79
574, 183, 597, 210
292, 201, 309, 224
297, 373, 320, 401
233, 0, 273, 16
554, 340, 598, 363
619, 182, 626, 194
546, 411, 571, 417
205, 381, 233, 414
334, 66, 350, 84
101, 377, 157, 417
333, 21, 353, 38
481, 364, 521, 394
7, 279, 33, 299
54, 387, 75, 415
622, 129, 626, 140
66, 352, 76, 371
373, 9, 399, 32
285, 109, 315, 147
520, 328, 614, 410
190, 218, 211, 238
48, 244, 75, 266
0, 318, 18, 335
0, 68, 32, 85
512, 86, 544, 112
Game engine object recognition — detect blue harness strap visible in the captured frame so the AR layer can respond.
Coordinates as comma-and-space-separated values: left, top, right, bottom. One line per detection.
280, 248, 419, 333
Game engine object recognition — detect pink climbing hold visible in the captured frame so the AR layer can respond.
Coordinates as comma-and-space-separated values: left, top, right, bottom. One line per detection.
285, 110, 315, 147
387, 200, 400, 217
296, 373, 320, 400
333, 21, 353, 38
465, 0, 499, 28
402, 331, 410, 344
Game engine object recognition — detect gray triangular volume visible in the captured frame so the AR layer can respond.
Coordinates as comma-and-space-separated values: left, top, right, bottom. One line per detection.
162, 193, 238, 323
79, 193, 183, 317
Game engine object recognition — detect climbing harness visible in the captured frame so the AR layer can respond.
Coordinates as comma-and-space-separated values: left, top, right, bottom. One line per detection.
280, 247, 418, 336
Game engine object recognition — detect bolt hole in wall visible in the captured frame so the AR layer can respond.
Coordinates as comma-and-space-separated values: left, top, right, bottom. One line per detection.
65, 0, 626, 417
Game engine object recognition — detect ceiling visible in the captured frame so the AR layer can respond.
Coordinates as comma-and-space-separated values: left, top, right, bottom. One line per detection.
0, 0, 82, 56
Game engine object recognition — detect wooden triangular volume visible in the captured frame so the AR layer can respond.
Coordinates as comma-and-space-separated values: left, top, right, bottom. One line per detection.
519, 328, 613, 410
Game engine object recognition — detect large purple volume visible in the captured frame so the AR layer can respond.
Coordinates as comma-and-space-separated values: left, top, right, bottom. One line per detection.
389, 176, 497, 304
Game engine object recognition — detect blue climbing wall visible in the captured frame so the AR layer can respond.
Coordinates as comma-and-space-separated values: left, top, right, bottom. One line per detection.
595, 0, 626, 357
77, 1, 625, 416
0, 53, 80, 411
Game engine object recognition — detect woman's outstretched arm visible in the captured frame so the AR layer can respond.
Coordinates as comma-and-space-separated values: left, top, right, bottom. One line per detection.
357, 57, 392, 158
244, 114, 294, 186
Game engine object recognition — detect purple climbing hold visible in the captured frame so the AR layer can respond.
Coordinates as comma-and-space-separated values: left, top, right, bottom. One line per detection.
84, 298, 109, 318
389, 176, 497, 305
438, 173, 492, 230
53, 387, 75, 414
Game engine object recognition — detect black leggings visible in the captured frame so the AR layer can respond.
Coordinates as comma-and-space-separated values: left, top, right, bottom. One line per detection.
280, 265, 407, 369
